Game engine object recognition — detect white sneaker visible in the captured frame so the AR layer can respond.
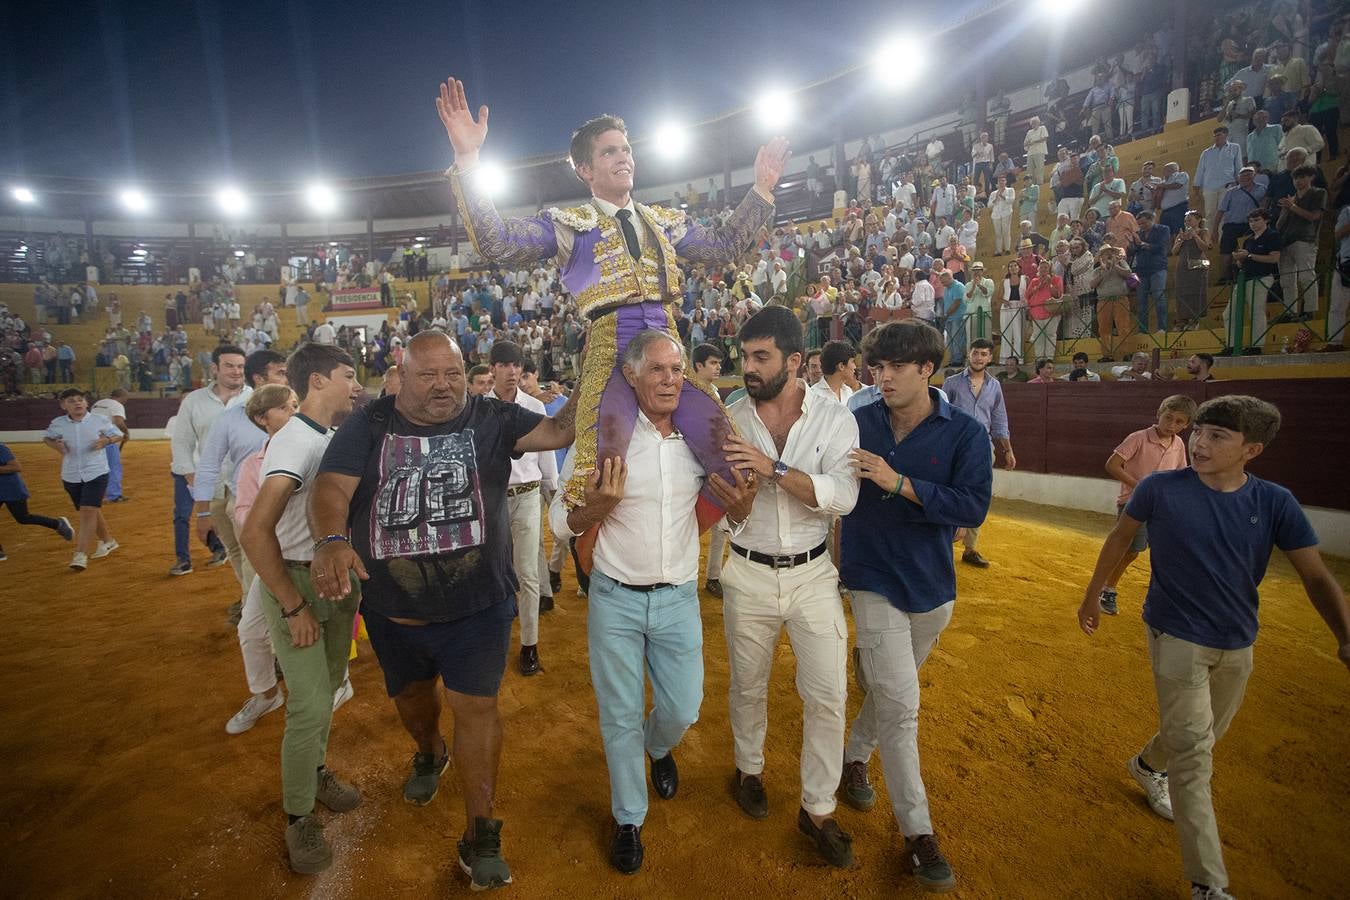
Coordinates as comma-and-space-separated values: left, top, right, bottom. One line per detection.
70, 552, 88, 571
225, 692, 285, 734
90, 539, 119, 559
332, 677, 354, 713
1192, 885, 1236, 899
1128, 755, 1173, 821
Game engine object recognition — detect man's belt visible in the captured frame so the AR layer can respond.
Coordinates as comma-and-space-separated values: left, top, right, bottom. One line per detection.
506, 481, 541, 497
613, 580, 674, 593
730, 540, 828, 570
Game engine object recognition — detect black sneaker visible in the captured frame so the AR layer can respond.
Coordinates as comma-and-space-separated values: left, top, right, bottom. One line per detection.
538, 594, 554, 612
404, 741, 450, 805
457, 817, 512, 890
1100, 589, 1119, 616
797, 808, 854, 868
906, 834, 956, 892
838, 759, 875, 811
56, 517, 74, 541
207, 547, 229, 567
548, 570, 562, 594
169, 559, 193, 576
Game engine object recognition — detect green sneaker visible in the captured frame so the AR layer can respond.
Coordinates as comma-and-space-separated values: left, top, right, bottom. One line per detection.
905, 834, 956, 892
838, 759, 876, 811
458, 817, 513, 891
315, 768, 361, 813
285, 815, 332, 875
404, 743, 450, 806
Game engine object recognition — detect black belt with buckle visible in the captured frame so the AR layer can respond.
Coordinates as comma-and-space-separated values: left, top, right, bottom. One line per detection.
614, 580, 673, 593
730, 540, 828, 569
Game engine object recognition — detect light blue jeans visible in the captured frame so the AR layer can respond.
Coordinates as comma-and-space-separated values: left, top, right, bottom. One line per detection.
587, 570, 703, 826
103, 443, 123, 499
1136, 269, 1169, 333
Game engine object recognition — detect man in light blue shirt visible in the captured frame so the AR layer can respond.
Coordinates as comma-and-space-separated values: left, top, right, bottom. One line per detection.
1194, 127, 1243, 224
192, 349, 289, 620
43, 388, 123, 570
1245, 111, 1282, 172
940, 338, 1014, 568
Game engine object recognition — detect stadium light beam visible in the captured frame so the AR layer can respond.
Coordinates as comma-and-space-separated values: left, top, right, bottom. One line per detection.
216, 186, 249, 217
119, 188, 149, 214
11, 186, 35, 204
754, 91, 794, 130
653, 122, 689, 161
305, 182, 337, 215
473, 162, 508, 197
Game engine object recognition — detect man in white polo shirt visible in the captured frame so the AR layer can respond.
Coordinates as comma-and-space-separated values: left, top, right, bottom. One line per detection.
488, 341, 558, 676
238, 342, 365, 876
720, 307, 860, 868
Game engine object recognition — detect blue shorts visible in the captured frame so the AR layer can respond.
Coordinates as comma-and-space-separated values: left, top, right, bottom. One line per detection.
1118, 504, 1149, 553
363, 600, 516, 698
64, 474, 109, 509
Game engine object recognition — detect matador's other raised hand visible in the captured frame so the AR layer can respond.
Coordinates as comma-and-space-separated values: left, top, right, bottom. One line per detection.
437, 77, 489, 169
753, 137, 791, 199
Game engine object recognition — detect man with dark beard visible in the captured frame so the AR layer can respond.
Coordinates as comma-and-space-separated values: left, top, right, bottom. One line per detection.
719, 306, 861, 866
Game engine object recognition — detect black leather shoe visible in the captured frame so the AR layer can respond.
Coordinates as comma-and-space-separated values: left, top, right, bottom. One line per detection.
610, 823, 643, 874
549, 570, 562, 594
732, 769, 769, 819
797, 808, 854, 868
649, 752, 678, 800
519, 645, 540, 677
538, 594, 554, 612
961, 549, 990, 568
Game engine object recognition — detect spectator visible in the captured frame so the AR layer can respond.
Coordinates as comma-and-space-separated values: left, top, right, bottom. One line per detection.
1277, 109, 1324, 168
1129, 162, 1161, 216
56, 341, 75, 382
1133, 210, 1172, 334
1219, 81, 1257, 155
1057, 151, 1085, 220
1273, 165, 1325, 322
1227, 209, 1280, 354
1024, 116, 1049, 183
1088, 162, 1127, 219
1305, 62, 1340, 161
1268, 40, 1308, 95
1245, 110, 1282, 172
1025, 258, 1064, 362
1061, 351, 1102, 381
1261, 73, 1297, 126
1158, 162, 1191, 236
1018, 174, 1040, 227
1194, 127, 1243, 222
1090, 244, 1134, 362
1113, 351, 1154, 381
1186, 352, 1217, 381
971, 132, 994, 196
1064, 238, 1097, 340
1225, 47, 1270, 100
989, 175, 1015, 254
965, 262, 995, 344
998, 259, 1025, 362
1137, 53, 1170, 133
1027, 358, 1057, 383
1215, 167, 1268, 283
996, 355, 1028, 383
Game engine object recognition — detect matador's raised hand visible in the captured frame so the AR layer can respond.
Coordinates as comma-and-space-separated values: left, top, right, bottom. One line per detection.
753, 137, 791, 197
436, 77, 489, 168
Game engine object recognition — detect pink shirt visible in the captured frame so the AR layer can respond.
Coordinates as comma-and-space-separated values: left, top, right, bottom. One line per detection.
1113, 426, 1188, 504
232, 445, 267, 530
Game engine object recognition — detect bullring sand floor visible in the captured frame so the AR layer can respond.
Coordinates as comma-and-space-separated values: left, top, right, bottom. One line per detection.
0, 441, 1346, 898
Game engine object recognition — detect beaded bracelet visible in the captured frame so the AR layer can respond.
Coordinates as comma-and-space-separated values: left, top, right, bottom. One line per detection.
280, 599, 310, 619
883, 473, 905, 500
313, 533, 350, 552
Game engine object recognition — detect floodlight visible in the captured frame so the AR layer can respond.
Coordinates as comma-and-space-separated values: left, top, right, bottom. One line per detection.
755, 91, 794, 129
234, 250, 246, 258
305, 182, 337, 215
473, 162, 507, 196
653, 123, 689, 160
216, 186, 249, 216
132, 248, 147, 257
873, 38, 925, 90
119, 188, 149, 213
11, 187, 35, 204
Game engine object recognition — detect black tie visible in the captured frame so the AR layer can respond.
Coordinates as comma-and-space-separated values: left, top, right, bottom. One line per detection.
615, 209, 641, 261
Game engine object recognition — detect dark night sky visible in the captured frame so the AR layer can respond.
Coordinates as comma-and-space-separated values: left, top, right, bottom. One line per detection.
1, 0, 938, 183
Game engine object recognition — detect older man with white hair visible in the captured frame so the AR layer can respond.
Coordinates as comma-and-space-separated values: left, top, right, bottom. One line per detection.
1023, 116, 1049, 183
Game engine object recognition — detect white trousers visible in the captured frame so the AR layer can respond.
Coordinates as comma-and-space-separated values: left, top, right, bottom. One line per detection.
705, 527, 727, 581
845, 591, 953, 836
721, 551, 847, 817
1057, 198, 1084, 220
992, 215, 1013, 254
238, 575, 279, 695
1202, 189, 1224, 224
1223, 275, 1271, 349
1329, 268, 1349, 345
539, 488, 568, 588
1029, 314, 1061, 361
999, 304, 1026, 361
508, 486, 543, 645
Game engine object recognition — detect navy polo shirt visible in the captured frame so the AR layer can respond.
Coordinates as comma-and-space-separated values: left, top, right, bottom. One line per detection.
840, 387, 993, 613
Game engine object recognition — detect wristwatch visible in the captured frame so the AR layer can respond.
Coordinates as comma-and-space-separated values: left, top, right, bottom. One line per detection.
771, 460, 789, 483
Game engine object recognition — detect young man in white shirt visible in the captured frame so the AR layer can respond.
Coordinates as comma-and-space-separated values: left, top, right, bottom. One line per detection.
239, 342, 364, 876
91, 389, 130, 502
549, 331, 755, 875
488, 341, 558, 676
811, 340, 858, 405
44, 389, 123, 569
720, 307, 860, 867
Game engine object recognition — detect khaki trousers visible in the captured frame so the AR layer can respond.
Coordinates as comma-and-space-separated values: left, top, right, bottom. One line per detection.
1138, 626, 1253, 891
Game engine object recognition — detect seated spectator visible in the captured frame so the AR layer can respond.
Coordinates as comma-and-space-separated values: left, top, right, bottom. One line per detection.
996, 355, 1029, 383
1113, 351, 1154, 380
1027, 358, 1057, 383
1061, 351, 1102, 381
1186, 352, 1217, 381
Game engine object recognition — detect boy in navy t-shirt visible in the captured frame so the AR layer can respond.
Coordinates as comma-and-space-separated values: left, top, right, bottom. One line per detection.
1078, 395, 1350, 900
